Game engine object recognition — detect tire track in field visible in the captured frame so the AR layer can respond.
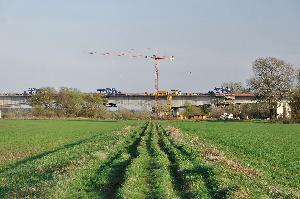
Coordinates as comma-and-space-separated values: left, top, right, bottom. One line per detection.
146, 124, 161, 197
167, 137, 231, 199
87, 122, 149, 198
0, 126, 136, 198
145, 123, 180, 198
157, 125, 192, 198
0, 134, 101, 173
117, 122, 180, 198
158, 125, 231, 199
0, 135, 105, 198
176, 130, 300, 199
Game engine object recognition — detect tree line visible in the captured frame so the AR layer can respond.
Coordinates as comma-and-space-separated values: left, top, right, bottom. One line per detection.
30, 87, 108, 118
30, 87, 152, 119
6, 56, 300, 121
184, 57, 300, 121
248, 57, 300, 121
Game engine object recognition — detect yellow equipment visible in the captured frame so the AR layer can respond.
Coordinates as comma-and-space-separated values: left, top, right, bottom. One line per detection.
167, 95, 172, 111
192, 115, 208, 120
156, 90, 168, 96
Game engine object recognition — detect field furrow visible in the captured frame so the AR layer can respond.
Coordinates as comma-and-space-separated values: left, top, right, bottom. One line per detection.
84, 122, 148, 198
0, 120, 299, 199
163, 123, 300, 198
0, 123, 142, 198
118, 122, 179, 199
146, 124, 179, 199
117, 122, 153, 198
157, 125, 228, 199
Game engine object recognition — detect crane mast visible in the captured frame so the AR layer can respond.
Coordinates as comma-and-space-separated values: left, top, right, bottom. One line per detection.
90, 50, 174, 113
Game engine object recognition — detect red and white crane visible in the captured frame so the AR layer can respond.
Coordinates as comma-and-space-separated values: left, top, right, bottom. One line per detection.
89, 50, 174, 111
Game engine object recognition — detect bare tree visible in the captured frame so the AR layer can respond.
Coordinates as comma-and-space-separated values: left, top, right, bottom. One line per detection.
30, 87, 56, 109
56, 87, 84, 117
183, 102, 202, 117
81, 93, 108, 118
30, 87, 57, 117
296, 68, 300, 88
248, 57, 295, 118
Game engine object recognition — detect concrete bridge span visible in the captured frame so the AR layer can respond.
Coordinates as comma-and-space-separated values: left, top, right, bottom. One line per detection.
106, 94, 256, 108
0, 93, 256, 109
0, 93, 291, 118
0, 95, 30, 108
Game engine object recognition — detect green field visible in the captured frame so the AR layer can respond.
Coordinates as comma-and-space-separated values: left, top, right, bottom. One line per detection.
0, 120, 299, 198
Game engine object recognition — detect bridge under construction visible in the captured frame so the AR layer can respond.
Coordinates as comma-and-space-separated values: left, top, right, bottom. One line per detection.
0, 92, 255, 110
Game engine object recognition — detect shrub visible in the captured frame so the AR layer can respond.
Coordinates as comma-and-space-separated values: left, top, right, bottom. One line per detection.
289, 89, 300, 122
1, 108, 33, 119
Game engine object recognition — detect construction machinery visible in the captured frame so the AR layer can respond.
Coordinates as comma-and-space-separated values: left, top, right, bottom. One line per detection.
170, 89, 182, 96
167, 95, 172, 112
156, 90, 168, 97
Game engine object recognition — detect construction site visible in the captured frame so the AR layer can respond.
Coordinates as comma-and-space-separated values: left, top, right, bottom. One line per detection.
0, 49, 291, 120
1, 2, 300, 198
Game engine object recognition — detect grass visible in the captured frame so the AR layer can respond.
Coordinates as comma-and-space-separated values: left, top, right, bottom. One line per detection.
119, 123, 179, 199
0, 119, 138, 165
0, 119, 141, 198
167, 120, 300, 198
0, 119, 299, 198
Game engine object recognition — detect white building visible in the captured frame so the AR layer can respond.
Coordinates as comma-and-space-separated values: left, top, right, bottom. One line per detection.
277, 101, 291, 119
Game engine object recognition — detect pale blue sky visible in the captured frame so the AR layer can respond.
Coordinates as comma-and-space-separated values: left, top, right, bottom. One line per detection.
1, 0, 300, 93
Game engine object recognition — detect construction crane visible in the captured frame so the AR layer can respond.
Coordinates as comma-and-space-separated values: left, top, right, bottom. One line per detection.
89, 50, 174, 113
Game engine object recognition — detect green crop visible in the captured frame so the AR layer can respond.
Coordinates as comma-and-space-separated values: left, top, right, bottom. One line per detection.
0, 119, 299, 198
166, 120, 300, 198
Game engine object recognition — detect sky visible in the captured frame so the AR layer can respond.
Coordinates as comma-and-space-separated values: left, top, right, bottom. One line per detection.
1, 0, 300, 93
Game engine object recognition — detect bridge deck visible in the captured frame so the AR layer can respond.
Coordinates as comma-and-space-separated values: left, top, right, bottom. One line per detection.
0, 93, 256, 108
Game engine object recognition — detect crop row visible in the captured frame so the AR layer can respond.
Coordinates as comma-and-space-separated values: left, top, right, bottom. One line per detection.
99, 122, 232, 199
157, 125, 232, 199
81, 122, 149, 198
165, 123, 300, 198
118, 122, 179, 198
5, 121, 287, 198
54, 122, 231, 199
0, 124, 144, 198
